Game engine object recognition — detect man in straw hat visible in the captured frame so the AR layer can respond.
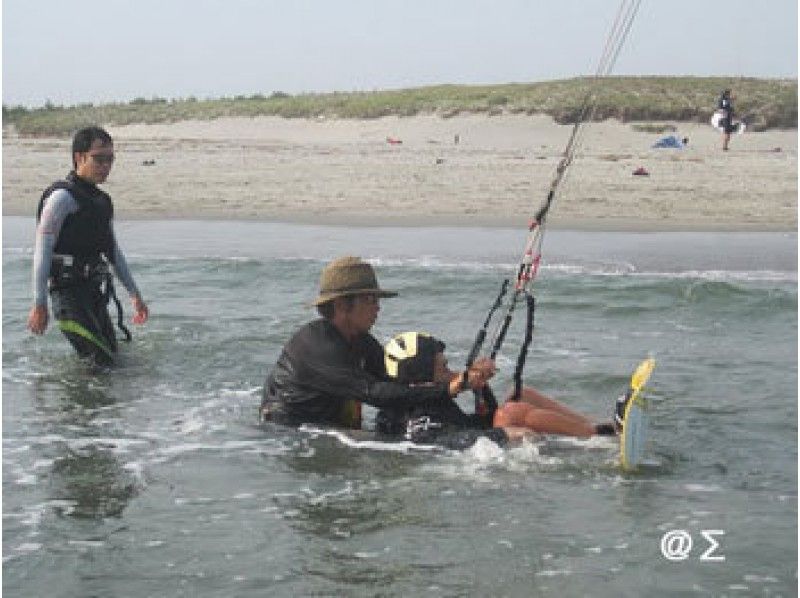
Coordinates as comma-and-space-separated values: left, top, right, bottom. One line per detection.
260, 256, 495, 428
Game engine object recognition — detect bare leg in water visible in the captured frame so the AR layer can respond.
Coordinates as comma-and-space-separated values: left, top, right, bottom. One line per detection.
493, 387, 600, 438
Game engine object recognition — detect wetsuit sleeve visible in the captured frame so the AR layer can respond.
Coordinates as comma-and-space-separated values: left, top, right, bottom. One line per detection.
264, 321, 452, 425
300, 356, 451, 410
360, 333, 452, 407
108, 222, 141, 298
32, 189, 77, 306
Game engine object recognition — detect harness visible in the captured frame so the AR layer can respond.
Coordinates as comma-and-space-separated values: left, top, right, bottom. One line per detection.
48, 254, 132, 343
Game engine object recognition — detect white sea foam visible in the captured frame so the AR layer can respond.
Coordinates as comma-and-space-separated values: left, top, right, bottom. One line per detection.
743, 574, 779, 584
67, 540, 106, 549
644, 269, 796, 283
122, 461, 146, 486
152, 438, 293, 461
684, 483, 722, 493
299, 425, 442, 454
219, 386, 262, 398
3, 503, 46, 533
535, 569, 573, 577
354, 551, 382, 559
364, 254, 796, 282
14, 473, 37, 486
145, 540, 166, 548
2, 543, 42, 563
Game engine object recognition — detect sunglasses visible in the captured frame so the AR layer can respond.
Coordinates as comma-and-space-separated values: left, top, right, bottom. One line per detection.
89, 153, 115, 165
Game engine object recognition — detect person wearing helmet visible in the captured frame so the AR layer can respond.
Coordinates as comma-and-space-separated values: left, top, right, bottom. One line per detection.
380, 331, 507, 449
381, 331, 617, 446
260, 257, 495, 429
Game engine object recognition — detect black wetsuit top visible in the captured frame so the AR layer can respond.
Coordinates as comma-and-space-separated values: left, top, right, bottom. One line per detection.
37, 171, 116, 263
376, 388, 493, 433
718, 93, 735, 131
376, 386, 503, 449
718, 93, 734, 117
262, 319, 453, 428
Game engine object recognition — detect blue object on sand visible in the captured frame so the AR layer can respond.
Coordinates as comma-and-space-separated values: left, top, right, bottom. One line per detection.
652, 135, 684, 149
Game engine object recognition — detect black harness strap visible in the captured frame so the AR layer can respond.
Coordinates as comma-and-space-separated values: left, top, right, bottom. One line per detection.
103, 275, 132, 342
490, 290, 520, 360
463, 279, 509, 414
511, 294, 536, 401
465, 278, 509, 368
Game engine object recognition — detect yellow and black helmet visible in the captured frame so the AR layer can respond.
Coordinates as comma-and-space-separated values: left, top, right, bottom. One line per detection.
384, 331, 446, 384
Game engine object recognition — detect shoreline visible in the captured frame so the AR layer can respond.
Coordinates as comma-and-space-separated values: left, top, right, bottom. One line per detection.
5, 209, 797, 233
5, 216, 796, 277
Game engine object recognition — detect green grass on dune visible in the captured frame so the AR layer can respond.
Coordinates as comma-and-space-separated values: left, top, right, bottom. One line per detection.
3, 76, 796, 137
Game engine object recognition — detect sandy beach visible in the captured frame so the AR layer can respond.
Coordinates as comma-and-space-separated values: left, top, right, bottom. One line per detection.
3, 114, 796, 230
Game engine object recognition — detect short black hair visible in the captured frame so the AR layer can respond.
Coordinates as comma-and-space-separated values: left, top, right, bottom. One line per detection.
72, 126, 113, 168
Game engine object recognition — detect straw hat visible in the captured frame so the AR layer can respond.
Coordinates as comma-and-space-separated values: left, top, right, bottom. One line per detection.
313, 256, 398, 306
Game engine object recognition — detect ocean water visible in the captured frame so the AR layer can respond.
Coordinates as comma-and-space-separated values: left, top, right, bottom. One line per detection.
3, 216, 797, 597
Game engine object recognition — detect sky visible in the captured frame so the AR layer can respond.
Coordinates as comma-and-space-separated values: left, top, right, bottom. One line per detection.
2, 0, 797, 108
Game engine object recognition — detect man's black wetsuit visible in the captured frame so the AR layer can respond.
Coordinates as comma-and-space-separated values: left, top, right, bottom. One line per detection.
262, 319, 454, 428
34, 172, 135, 365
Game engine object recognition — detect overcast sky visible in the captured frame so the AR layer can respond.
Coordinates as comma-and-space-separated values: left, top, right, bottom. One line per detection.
2, 0, 797, 107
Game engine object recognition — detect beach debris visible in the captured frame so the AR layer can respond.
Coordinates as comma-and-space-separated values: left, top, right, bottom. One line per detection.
652, 135, 688, 149
632, 166, 649, 176
386, 137, 402, 145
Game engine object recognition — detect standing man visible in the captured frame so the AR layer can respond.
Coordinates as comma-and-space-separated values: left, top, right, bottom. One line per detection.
261, 256, 493, 428
718, 89, 736, 151
27, 126, 149, 365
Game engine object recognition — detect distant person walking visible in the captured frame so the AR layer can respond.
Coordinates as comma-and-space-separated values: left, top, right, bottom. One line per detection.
718, 89, 736, 151
27, 126, 149, 366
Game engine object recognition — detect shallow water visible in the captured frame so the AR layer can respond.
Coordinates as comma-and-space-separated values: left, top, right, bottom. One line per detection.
3, 217, 797, 596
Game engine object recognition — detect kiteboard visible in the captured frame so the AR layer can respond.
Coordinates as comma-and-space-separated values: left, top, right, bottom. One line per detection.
619, 357, 656, 471
711, 110, 746, 134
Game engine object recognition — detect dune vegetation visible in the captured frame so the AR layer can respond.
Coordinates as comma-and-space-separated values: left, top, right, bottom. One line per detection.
3, 76, 796, 137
